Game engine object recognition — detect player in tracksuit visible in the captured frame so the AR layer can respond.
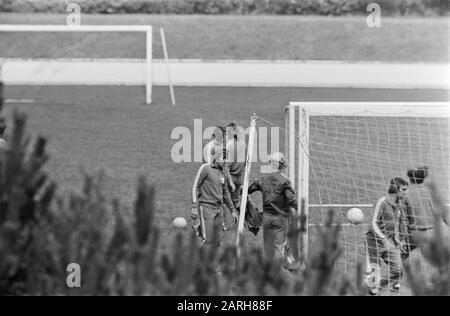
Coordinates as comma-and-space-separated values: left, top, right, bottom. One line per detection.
192, 147, 239, 255
204, 126, 236, 231
402, 166, 449, 259
248, 152, 298, 260
365, 178, 409, 295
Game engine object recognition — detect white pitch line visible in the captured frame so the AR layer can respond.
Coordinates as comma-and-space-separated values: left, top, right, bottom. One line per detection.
4, 99, 36, 104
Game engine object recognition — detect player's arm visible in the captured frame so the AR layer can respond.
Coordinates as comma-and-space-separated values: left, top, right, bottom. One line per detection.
223, 179, 238, 222
223, 162, 235, 192
403, 194, 413, 225
192, 164, 208, 203
191, 164, 208, 219
398, 206, 408, 243
393, 210, 401, 246
284, 180, 298, 211
371, 198, 386, 240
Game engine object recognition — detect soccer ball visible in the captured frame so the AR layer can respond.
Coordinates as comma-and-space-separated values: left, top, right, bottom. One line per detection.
347, 208, 364, 225
173, 217, 188, 229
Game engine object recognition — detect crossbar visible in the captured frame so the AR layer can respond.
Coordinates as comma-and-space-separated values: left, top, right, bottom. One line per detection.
0, 25, 151, 32
0, 24, 153, 104
287, 102, 450, 117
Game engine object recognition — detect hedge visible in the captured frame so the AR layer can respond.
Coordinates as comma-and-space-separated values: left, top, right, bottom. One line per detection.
0, 0, 448, 16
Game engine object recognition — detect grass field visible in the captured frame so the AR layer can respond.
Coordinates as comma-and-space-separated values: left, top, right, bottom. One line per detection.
1, 10, 449, 295
0, 14, 448, 61
3, 86, 449, 287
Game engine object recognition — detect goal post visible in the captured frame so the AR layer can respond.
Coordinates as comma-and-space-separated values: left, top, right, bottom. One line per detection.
236, 113, 258, 258
285, 101, 450, 277
0, 24, 153, 104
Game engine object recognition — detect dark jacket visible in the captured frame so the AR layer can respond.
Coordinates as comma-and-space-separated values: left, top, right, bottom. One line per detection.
227, 140, 247, 186
248, 171, 298, 217
404, 184, 435, 230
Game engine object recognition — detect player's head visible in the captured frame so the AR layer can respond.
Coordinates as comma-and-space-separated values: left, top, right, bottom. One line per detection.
0, 117, 6, 137
388, 177, 409, 198
407, 166, 429, 184
211, 146, 227, 168
269, 152, 287, 171
212, 126, 226, 145
226, 121, 238, 141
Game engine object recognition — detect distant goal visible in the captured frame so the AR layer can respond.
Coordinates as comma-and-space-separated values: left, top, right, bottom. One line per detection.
0, 24, 153, 104
285, 102, 450, 285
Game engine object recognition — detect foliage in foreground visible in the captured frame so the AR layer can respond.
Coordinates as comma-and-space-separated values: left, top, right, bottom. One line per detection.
0, 0, 448, 16
0, 112, 449, 295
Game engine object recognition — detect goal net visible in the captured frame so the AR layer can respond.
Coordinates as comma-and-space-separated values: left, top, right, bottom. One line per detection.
285, 102, 450, 293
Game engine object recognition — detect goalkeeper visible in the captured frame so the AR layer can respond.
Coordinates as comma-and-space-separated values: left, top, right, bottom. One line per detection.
248, 153, 298, 260
365, 178, 409, 295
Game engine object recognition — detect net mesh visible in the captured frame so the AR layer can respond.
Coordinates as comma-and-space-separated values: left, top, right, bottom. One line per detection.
296, 105, 450, 294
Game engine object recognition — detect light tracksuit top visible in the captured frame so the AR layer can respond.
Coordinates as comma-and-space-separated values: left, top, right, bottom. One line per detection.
370, 196, 406, 241
192, 163, 235, 211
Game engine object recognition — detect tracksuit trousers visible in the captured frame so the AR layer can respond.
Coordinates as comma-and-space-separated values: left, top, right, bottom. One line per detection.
366, 232, 402, 283
198, 204, 223, 253
263, 212, 288, 259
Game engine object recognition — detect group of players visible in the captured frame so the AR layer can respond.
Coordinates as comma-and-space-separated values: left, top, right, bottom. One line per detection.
191, 122, 297, 269
366, 166, 449, 295
2, 113, 449, 295
1, 110, 448, 294
190, 121, 450, 295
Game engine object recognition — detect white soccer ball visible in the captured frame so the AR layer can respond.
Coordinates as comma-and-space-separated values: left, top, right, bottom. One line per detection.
347, 208, 364, 225
173, 217, 188, 229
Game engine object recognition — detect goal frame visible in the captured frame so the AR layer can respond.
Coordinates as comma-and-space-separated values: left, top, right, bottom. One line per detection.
285, 101, 450, 260
0, 24, 153, 104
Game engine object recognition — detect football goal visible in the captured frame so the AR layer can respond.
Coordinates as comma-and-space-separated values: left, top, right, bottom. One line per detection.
0, 24, 153, 104
285, 102, 450, 284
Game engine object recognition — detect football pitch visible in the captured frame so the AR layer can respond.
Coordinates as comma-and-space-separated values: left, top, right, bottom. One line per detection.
3, 85, 449, 294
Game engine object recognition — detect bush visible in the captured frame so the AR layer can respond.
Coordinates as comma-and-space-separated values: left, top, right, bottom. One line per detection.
0, 0, 448, 15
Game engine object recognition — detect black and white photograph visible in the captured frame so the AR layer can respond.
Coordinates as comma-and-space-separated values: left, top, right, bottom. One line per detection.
0, 0, 449, 300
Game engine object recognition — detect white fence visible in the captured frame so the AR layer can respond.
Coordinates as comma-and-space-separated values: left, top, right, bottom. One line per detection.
2, 59, 449, 90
